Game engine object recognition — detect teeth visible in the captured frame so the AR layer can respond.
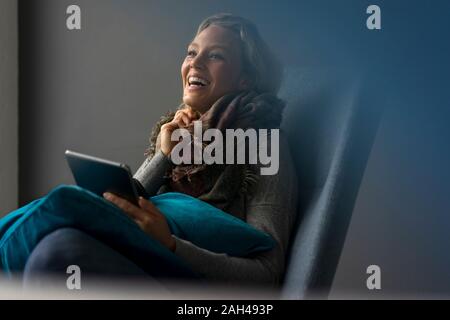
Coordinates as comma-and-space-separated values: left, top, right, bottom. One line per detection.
188, 76, 209, 86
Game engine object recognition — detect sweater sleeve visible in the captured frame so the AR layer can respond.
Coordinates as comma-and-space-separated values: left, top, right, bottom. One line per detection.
133, 150, 173, 197
172, 135, 298, 287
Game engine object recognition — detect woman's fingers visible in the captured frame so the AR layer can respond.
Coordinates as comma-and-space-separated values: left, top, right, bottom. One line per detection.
174, 111, 189, 127
103, 193, 173, 251
133, 218, 145, 230
184, 107, 200, 120
138, 197, 160, 216
175, 107, 200, 126
181, 114, 190, 126
161, 121, 178, 132
103, 192, 147, 221
160, 107, 201, 156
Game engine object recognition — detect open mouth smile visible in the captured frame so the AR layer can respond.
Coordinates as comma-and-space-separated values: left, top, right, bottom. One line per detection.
187, 76, 210, 89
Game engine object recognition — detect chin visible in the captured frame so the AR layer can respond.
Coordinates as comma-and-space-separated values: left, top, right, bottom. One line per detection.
183, 95, 211, 113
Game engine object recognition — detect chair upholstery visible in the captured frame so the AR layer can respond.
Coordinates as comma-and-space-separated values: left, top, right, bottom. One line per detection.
279, 67, 383, 299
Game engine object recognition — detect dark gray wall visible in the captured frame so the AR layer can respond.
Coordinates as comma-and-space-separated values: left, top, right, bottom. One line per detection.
0, 0, 18, 215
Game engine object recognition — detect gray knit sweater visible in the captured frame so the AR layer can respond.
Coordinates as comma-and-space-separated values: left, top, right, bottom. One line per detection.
133, 133, 298, 287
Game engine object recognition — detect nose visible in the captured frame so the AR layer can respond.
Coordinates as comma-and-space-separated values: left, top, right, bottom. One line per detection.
189, 53, 205, 70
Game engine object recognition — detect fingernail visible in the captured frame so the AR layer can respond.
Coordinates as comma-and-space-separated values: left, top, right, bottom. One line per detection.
103, 192, 110, 199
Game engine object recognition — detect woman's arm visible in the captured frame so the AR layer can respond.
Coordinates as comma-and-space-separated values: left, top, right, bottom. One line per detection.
133, 149, 173, 197
133, 107, 199, 196
172, 134, 298, 286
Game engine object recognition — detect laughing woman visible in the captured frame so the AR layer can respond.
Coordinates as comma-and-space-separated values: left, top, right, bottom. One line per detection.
22, 13, 298, 288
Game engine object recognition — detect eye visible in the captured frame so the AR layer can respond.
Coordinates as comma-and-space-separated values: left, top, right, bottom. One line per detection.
209, 52, 224, 60
187, 49, 197, 58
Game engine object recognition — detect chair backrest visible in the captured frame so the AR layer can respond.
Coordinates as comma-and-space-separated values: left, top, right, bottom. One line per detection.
278, 67, 383, 299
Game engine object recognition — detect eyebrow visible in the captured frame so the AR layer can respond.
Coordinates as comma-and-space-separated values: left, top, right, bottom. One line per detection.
188, 43, 230, 52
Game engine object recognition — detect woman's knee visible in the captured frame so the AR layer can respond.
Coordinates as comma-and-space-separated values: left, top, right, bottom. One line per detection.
24, 228, 95, 274
24, 227, 151, 277
22, 228, 171, 293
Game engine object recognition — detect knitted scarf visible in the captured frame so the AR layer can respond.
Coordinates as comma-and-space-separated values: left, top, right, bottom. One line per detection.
145, 90, 285, 220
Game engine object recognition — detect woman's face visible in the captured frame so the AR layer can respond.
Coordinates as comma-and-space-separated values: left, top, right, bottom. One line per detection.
181, 25, 248, 113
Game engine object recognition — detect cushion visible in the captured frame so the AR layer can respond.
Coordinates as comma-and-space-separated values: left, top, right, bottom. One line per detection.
0, 185, 275, 277
152, 192, 276, 256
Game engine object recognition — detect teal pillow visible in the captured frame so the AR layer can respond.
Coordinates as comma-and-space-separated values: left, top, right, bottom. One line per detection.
0, 185, 275, 276
152, 192, 276, 257
0, 185, 197, 278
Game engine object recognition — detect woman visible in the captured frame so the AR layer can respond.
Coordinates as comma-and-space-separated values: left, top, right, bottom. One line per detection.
24, 13, 298, 289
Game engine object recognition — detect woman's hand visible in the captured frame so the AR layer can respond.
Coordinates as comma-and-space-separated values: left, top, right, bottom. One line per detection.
103, 192, 176, 252
160, 106, 200, 156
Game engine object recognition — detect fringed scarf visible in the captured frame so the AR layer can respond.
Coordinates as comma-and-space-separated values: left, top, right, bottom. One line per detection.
145, 90, 285, 220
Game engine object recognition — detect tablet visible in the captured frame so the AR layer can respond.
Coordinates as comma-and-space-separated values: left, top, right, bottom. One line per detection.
65, 150, 139, 205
